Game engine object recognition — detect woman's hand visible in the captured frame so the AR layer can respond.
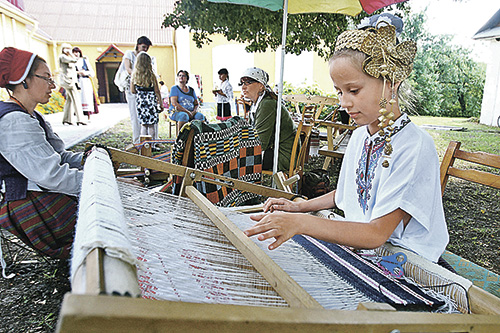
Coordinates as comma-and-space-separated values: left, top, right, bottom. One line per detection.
244, 212, 305, 250
262, 197, 301, 213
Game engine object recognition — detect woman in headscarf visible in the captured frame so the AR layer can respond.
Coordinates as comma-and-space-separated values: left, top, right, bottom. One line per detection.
239, 67, 296, 172
0, 47, 84, 260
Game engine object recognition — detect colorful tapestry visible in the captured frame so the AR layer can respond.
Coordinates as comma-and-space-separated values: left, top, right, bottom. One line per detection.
293, 235, 446, 311
172, 116, 262, 206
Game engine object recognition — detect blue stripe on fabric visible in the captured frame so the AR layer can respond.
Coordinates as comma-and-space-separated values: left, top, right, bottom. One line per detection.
292, 235, 444, 309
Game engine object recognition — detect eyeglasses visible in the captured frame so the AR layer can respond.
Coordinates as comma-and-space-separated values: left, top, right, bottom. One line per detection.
34, 74, 56, 85
239, 79, 257, 87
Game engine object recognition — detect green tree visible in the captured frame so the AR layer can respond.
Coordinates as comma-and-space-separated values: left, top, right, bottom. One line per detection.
403, 12, 485, 117
162, 0, 408, 60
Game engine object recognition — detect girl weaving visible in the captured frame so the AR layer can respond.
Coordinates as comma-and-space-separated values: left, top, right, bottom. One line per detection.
245, 14, 450, 265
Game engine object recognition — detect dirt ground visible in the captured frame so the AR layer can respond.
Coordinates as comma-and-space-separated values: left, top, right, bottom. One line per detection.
0, 129, 498, 332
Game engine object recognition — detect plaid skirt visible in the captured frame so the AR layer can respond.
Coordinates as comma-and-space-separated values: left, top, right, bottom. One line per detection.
0, 191, 77, 259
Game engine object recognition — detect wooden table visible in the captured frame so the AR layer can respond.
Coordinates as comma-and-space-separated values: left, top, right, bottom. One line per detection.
315, 120, 356, 169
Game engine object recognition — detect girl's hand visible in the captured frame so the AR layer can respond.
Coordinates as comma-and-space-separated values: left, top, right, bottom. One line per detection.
262, 197, 301, 213
244, 212, 303, 250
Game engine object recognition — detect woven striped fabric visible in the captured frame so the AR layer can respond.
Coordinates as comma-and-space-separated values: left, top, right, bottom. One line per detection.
172, 117, 262, 207
0, 191, 77, 258
293, 235, 446, 310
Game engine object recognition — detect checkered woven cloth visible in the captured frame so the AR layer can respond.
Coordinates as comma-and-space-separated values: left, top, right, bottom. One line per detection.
172, 117, 262, 206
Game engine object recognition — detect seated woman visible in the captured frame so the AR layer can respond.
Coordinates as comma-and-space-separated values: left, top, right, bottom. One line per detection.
240, 67, 295, 172
0, 47, 83, 259
169, 70, 205, 133
245, 14, 450, 265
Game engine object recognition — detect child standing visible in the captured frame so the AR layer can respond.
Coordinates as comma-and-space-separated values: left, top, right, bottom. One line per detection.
130, 52, 162, 141
213, 68, 233, 121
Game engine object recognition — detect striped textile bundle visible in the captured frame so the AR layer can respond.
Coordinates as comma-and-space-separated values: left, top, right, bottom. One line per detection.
294, 235, 446, 311
172, 117, 262, 207
0, 191, 77, 259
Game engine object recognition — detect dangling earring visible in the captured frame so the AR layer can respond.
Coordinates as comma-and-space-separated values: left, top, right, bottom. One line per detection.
380, 80, 397, 168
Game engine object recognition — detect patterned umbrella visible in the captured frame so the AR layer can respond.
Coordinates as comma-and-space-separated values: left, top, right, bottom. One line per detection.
209, 0, 410, 175
209, 0, 408, 16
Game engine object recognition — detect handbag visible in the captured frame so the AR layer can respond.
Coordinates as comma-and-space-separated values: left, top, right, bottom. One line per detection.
114, 69, 129, 92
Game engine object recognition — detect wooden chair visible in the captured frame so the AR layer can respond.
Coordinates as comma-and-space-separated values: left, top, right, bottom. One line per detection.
262, 108, 315, 193
283, 94, 338, 121
440, 141, 500, 194
235, 96, 252, 121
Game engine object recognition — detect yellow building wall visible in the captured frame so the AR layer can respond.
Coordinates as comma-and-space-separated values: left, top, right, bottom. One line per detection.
188, 32, 336, 103
0, 4, 51, 99
313, 54, 335, 95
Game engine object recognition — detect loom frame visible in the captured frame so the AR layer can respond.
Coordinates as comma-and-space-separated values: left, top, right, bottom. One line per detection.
56, 150, 500, 332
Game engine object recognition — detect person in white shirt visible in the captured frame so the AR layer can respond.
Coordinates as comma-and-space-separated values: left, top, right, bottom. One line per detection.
115, 36, 153, 144
213, 68, 234, 121
244, 13, 450, 266
159, 80, 169, 109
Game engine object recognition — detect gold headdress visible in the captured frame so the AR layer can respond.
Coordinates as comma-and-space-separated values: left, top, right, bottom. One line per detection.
334, 22, 417, 167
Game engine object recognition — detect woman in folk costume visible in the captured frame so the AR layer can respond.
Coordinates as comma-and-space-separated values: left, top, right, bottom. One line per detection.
59, 43, 86, 125
0, 47, 83, 261
245, 14, 450, 266
239, 67, 296, 172
72, 47, 98, 122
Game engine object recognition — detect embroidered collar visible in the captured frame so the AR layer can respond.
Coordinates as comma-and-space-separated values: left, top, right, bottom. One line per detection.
366, 113, 411, 145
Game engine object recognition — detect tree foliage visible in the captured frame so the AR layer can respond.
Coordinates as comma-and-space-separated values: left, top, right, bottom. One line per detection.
402, 12, 485, 117
163, 0, 407, 59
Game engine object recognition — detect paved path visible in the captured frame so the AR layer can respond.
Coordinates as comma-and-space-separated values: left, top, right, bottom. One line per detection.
43, 103, 130, 149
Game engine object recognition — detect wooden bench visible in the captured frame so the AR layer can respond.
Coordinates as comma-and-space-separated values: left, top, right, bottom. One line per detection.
439, 141, 500, 298
440, 141, 500, 194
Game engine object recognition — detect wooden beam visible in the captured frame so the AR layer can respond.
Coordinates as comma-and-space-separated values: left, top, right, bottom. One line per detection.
57, 294, 500, 333
469, 285, 500, 315
85, 248, 105, 295
108, 147, 299, 200
185, 185, 322, 309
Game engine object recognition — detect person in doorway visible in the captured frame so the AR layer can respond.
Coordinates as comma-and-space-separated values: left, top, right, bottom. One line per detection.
72, 47, 98, 122
239, 67, 295, 172
59, 43, 86, 125
169, 70, 206, 133
213, 68, 233, 121
244, 14, 450, 266
130, 52, 163, 145
115, 36, 153, 144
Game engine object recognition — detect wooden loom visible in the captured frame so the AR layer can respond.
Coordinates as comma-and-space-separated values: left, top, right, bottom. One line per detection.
56, 148, 500, 332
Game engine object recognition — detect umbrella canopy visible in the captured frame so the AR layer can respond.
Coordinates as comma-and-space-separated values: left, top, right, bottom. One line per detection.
209, 0, 409, 177
209, 0, 408, 16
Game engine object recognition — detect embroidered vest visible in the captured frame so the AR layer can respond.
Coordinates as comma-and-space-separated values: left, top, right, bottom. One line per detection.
0, 101, 50, 201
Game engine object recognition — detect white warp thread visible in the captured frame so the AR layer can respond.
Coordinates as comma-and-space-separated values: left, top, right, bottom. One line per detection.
71, 149, 137, 285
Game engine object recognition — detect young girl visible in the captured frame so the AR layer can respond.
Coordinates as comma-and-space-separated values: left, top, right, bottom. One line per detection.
245, 13, 450, 265
130, 52, 162, 140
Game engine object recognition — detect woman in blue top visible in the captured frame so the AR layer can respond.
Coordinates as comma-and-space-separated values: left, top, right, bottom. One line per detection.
169, 70, 205, 133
